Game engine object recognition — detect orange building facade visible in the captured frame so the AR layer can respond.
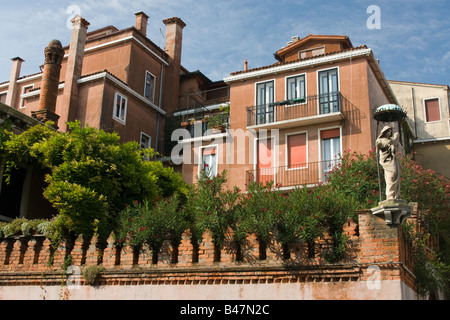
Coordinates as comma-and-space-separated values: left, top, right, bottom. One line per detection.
180, 34, 398, 191
1, 15, 403, 218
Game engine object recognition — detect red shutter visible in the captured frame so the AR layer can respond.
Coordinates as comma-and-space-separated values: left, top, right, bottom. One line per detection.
425, 98, 440, 122
288, 133, 306, 167
320, 128, 340, 140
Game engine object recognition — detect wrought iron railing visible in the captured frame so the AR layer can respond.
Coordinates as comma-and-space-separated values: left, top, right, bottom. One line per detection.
245, 159, 341, 189
246, 92, 347, 126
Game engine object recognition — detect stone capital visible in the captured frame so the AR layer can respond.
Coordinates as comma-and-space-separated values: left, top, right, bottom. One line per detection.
371, 199, 413, 225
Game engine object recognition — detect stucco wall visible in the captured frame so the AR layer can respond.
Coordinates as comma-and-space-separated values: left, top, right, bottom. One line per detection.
0, 279, 417, 300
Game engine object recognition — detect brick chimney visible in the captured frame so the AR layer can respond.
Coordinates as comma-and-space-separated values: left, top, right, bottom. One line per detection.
135, 11, 149, 36
31, 40, 64, 128
163, 17, 185, 63
59, 15, 89, 131
5, 57, 24, 107
162, 17, 186, 114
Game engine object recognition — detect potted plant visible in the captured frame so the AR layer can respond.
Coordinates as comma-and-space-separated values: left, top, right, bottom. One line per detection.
207, 104, 229, 132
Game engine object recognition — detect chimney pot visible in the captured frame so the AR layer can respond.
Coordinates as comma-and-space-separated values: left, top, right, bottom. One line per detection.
5, 57, 25, 106
135, 11, 149, 36
244, 59, 248, 71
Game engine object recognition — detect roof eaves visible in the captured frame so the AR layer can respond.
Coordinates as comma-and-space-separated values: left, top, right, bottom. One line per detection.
228, 45, 368, 77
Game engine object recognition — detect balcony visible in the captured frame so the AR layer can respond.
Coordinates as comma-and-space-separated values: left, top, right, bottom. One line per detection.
246, 92, 349, 130
246, 159, 340, 190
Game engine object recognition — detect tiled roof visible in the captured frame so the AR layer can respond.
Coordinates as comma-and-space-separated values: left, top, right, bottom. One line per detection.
276, 34, 353, 57
229, 45, 368, 76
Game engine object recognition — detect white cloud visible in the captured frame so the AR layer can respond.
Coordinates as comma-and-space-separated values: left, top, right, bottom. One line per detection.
1, 0, 449, 86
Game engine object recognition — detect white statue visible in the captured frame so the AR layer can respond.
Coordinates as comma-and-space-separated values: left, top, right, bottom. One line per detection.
376, 126, 401, 200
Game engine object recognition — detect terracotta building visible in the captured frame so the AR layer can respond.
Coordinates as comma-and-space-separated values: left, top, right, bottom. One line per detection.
0, 12, 194, 156
0, 12, 231, 221
180, 34, 399, 190
388, 80, 450, 179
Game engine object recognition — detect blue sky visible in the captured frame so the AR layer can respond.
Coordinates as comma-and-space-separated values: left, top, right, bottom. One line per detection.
1, 0, 449, 86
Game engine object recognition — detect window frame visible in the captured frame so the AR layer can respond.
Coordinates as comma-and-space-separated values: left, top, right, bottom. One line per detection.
140, 132, 152, 161
255, 79, 275, 124
285, 131, 308, 170
113, 91, 127, 125
144, 70, 156, 103
198, 144, 219, 179
285, 73, 307, 106
318, 126, 342, 182
253, 134, 278, 185
20, 84, 34, 109
423, 97, 442, 123
317, 67, 340, 114
298, 46, 325, 59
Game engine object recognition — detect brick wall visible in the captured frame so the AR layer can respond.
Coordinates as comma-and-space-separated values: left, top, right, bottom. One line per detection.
0, 207, 419, 299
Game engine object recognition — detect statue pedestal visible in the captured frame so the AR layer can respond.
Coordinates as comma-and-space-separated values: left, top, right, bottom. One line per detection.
370, 199, 413, 225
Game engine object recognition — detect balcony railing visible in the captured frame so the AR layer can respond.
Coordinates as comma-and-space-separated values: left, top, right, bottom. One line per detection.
246, 92, 347, 128
245, 159, 341, 190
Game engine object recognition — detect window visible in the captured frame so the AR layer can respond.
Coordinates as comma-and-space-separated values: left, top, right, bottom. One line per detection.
424, 98, 441, 122
286, 74, 306, 102
320, 128, 341, 181
299, 46, 325, 59
200, 146, 217, 178
0, 92, 6, 104
113, 92, 127, 124
287, 133, 307, 169
318, 68, 339, 114
256, 137, 275, 185
140, 132, 151, 161
20, 85, 34, 108
144, 71, 156, 103
256, 80, 274, 124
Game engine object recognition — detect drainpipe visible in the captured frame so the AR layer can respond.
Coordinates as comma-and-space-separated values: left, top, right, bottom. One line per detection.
411, 87, 418, 159
411, 87, 418, 139
154, 63, 164, 159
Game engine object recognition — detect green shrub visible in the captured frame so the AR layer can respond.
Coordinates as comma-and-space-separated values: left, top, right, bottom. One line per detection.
82, 265, 104, 286
0, 121, 187, 244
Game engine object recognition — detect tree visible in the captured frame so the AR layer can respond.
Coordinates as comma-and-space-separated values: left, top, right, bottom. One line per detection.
0, 121, 187, 242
